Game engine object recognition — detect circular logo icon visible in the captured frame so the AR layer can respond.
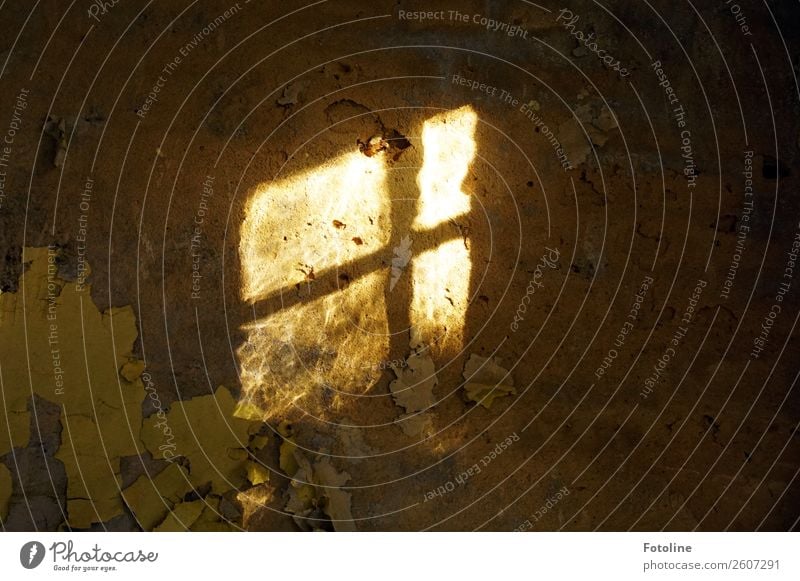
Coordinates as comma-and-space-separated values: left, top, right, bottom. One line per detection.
19, 541, 46, 569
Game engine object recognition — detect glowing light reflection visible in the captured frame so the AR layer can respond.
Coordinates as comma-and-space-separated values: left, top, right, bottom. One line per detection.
237, 107, 478, 417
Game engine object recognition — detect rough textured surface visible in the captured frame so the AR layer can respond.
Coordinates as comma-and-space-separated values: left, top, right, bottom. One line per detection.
0, 0, 798, 532
1, 248, 144, 528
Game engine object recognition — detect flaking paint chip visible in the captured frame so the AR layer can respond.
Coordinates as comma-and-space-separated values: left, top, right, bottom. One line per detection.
154, 499, 205, 532
249, 434, 269, 450
0, 247, 145, 528
279, 430, 356, 531
396, 413, 433, 438
140, 385, 255, 494
246, 460, 270, 486
462, 354, 516, 409
119, 359, 145, 382
389, 346, 437, 413
389, 344, 437, 436
190, 495, 238, 531
237, 485, 274, 529
122, 463, 192, 531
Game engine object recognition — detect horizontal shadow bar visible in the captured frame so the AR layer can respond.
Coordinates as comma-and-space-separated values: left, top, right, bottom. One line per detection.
246, 217, 469, 316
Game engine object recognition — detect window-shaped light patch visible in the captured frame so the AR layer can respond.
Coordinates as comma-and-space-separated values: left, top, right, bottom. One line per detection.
237, 107, 478, 419
411, 107, 477, 353
240, 151, 389, 303
238, 151, 391, 418
413, 107, 477, 229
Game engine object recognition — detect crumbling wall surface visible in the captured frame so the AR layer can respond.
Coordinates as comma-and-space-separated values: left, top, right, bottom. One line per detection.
0, 0, 798, 531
